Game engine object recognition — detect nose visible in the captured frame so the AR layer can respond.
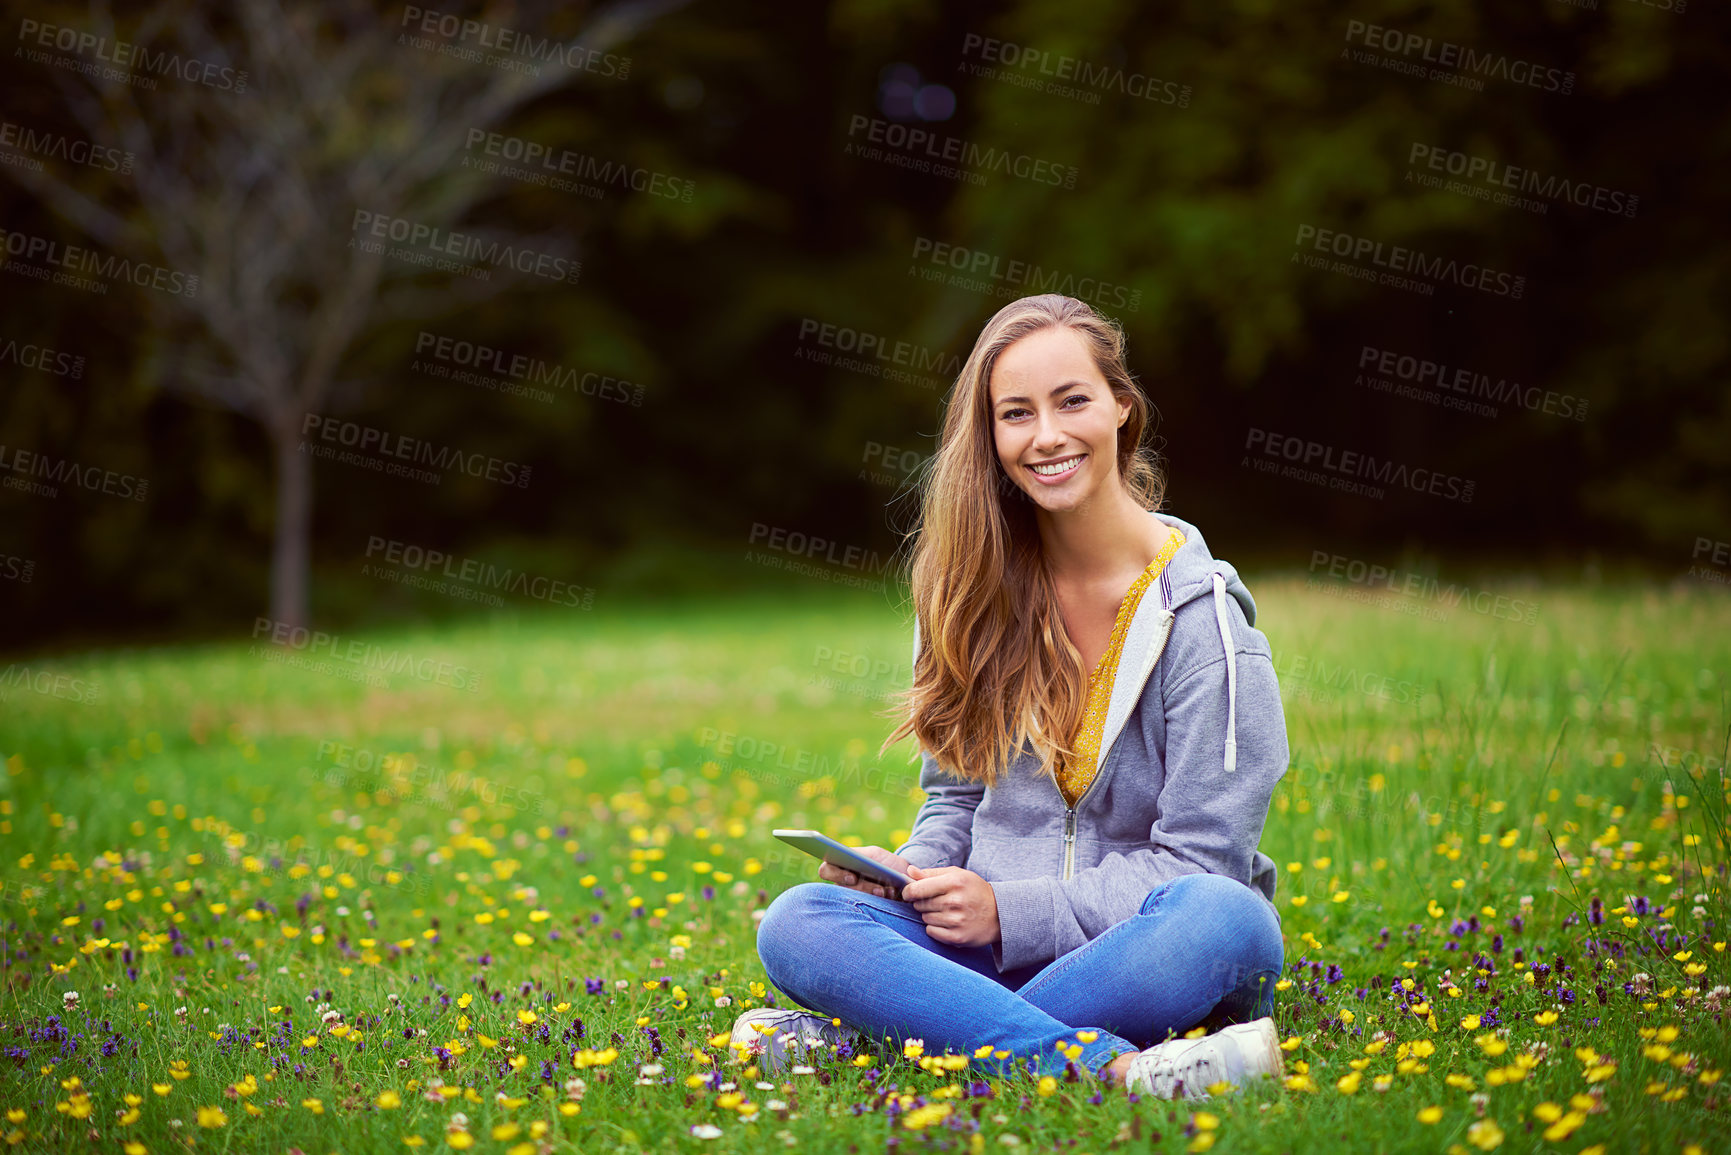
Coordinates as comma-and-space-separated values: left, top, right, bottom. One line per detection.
1031, 405, 1066, 453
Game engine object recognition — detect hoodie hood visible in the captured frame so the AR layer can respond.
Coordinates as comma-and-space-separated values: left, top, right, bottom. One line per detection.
1151, 509, 1257, 626
1093, 508, 1256, 777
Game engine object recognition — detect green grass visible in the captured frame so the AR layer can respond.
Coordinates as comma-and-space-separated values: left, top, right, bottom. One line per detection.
1, 576, 1728, 1154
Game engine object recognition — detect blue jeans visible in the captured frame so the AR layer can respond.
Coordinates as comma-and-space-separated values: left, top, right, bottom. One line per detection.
755, 871, 1283, 1080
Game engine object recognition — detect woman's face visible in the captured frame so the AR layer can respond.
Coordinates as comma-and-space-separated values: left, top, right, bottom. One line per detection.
988, 325, 1131, 515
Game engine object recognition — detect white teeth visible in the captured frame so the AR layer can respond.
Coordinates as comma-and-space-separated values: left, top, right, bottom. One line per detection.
1030, 457, 1082, 476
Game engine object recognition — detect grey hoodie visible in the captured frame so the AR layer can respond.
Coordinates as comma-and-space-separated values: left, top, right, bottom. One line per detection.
894, 510, 1287, 974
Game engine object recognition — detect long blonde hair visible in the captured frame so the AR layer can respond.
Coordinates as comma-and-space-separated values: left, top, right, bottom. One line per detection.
878, 294, 1164, 788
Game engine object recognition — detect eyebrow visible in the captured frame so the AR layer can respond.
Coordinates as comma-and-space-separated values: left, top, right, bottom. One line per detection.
994, 380, 1092, 407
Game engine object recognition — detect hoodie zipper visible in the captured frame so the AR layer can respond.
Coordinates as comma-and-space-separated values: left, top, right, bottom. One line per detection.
1060, 609, 1176, 881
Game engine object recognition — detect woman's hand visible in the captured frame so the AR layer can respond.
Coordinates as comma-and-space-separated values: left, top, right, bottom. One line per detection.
902, 865, 1000, 948
817, 845, 913, 900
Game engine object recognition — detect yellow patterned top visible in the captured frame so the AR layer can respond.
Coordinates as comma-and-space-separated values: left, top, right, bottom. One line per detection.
1054, 528, 1185, 807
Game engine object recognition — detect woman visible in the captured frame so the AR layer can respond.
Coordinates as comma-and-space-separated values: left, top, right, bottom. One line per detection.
736, 294, 1288, 1099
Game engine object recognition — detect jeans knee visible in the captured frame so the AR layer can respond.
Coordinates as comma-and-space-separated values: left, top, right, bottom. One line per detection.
1160, 872, 1284, 978
756, 883, 834, 989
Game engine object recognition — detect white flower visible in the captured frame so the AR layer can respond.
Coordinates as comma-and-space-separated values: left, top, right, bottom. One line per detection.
755, 1081, 776, 1090
335, 906, 350, 917
62, 991, 79, 1007
690, 1124, 722, 1139
766, 1099, 787, 1111
714, 996, 733, 1008
639, 1064, 664, 1078
790, 1065, 814, 1076
321, 1009, 343, 1023
670, 945, 686, 959
614, 980, 629, 991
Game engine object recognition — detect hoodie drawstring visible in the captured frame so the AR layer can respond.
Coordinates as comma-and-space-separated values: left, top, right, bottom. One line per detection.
1211, 572, 1238, 774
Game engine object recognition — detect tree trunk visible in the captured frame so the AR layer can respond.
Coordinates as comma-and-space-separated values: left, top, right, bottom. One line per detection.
269, 423, 312, 631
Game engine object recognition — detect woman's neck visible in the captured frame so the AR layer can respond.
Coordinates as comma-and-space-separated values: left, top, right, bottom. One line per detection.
1035, 489, 1170, 585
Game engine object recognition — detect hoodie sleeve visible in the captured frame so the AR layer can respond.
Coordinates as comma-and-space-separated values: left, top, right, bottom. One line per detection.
894, 747, 984, 869
892, 615, 984, 869
989, 589, 1288, 972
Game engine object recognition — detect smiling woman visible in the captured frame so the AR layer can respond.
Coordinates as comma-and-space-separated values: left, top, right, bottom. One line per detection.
739, 295, 1291, 1099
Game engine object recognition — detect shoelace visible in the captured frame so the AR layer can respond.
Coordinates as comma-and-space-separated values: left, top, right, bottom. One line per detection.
1135, 1044, 1226, 1099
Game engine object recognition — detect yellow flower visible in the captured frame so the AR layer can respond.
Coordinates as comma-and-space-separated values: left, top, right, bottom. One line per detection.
1533, 1011, 1558, 1026
517, 1010, 538, 1026
196, 1106, 228, 1128
404, 1139, 426, 1148
1460, 1015, 1481, 1030
1192, 1112, 1219, 1130
491, 1123, 522, 1141
902, 1104, 953, 1131
446, 1133, 474, 1150
1036, 1076, 1057, 1097
1543, 1111, 1587, 1141
1284, 1074, 1317, 1092
1280, 1035, 1301, 1052
1417, 1106, 1443, 1124
1445, 1073, 1476, 1090
302, 1099, 324, 1114
1336, 1072, 1361, 1094
377, 1090, 402, 1109
1466, 1118, 1504, 1150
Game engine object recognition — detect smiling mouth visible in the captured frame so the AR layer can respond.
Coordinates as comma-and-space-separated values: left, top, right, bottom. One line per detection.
1027, 454, 1086, 481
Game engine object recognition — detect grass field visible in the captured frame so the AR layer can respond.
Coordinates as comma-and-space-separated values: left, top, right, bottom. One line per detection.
1, 575, 1728, 1154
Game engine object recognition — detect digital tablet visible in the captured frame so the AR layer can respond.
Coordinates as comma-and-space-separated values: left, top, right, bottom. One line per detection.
772, 829, 915, 893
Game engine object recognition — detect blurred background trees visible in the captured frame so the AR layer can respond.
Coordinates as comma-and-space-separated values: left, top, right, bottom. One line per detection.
2, 0, 1726, 649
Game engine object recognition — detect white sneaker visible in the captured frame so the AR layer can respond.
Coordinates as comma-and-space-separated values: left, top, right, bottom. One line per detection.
729, 1007, 865, 1074
1123, 1017, 1283, 1100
